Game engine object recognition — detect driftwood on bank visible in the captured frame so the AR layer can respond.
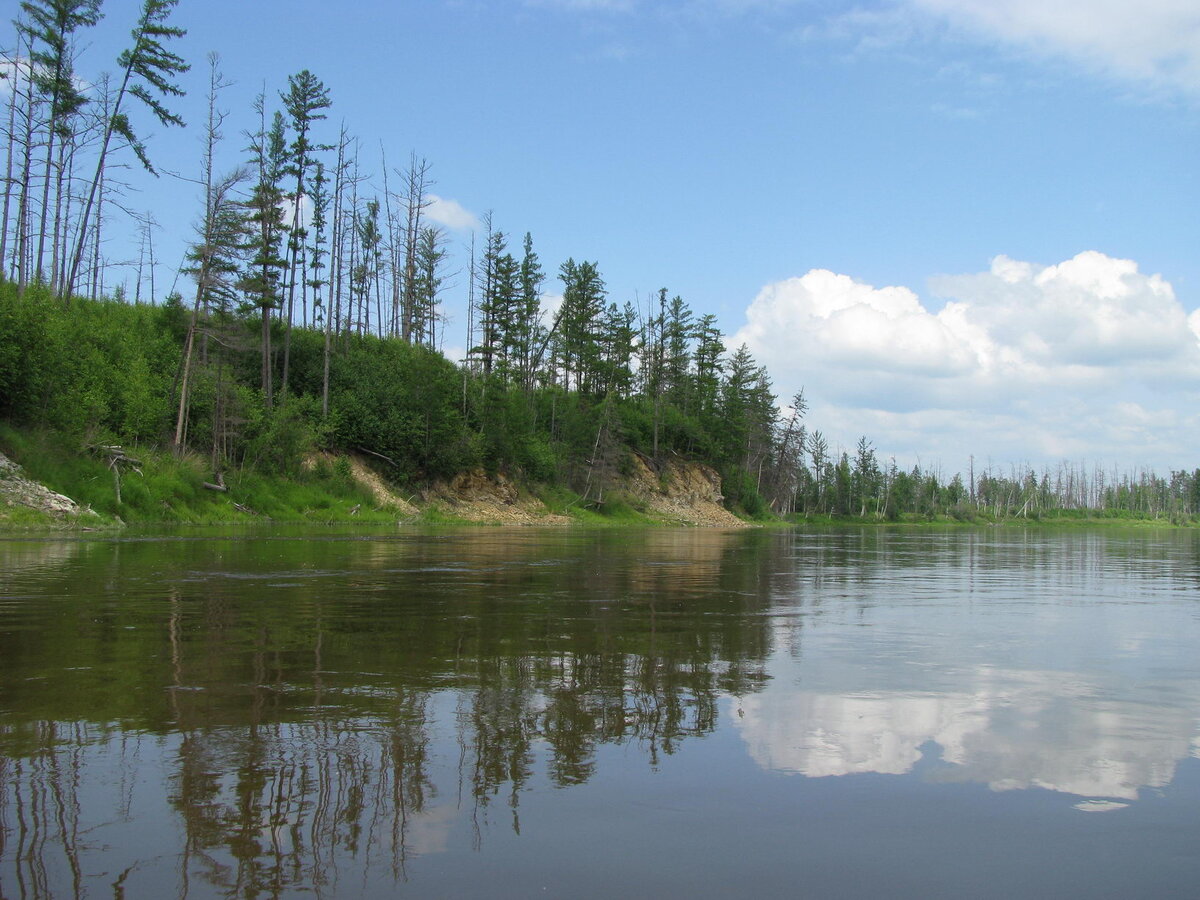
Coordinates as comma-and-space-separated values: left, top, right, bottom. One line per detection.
202, 471, 227, 492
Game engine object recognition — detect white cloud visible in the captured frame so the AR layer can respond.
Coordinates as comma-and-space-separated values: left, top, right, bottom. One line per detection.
908, 0, 1200, 92
425, 195, 479, 232
730, 251, 1200, 471
519, 0, 1200, 92
737, 667, 1195, 800
539, 291, 564, 330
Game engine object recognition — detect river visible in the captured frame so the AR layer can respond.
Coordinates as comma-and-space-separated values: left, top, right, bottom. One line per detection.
2, 526, 1200, 897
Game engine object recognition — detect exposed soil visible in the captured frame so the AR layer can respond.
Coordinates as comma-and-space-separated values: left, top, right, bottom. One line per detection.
1, 447, 749, 528
424, 455, 749, 527
618, 453, 749, 527
304, 452, 420, 517
422, 469, 573, 525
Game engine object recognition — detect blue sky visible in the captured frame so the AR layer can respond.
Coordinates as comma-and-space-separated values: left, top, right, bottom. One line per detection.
43, 0, 1200, 474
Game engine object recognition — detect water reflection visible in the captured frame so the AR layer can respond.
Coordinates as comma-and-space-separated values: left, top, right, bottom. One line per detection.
0, 528, 779, 896
3, 527, 1200, 896
737, 671, 1195, 801
739, 528, 1200, 809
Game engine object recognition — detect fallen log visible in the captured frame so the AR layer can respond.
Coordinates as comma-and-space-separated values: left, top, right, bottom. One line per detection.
202, 471, 227, 492
357, 447, 398, 467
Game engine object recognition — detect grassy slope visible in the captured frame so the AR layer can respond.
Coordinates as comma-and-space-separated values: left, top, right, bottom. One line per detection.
3, 425, 1189, 531
0, 426, 398, 527
0, 425, 693, 529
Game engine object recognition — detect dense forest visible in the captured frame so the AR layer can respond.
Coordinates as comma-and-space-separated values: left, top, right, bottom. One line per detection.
2, 0, 1198, 523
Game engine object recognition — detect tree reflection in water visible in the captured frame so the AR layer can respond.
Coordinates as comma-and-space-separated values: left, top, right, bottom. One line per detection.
0, 528, 780, 896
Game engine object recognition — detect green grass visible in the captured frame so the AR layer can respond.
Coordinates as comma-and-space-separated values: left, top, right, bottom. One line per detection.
0, 425, 399, 527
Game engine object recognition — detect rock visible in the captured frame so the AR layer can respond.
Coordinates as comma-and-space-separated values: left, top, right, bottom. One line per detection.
0, 450, 94, 520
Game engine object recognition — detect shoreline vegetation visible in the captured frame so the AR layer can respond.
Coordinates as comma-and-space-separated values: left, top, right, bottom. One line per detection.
1, 7, 1197, 533
1, 285, 1198, 533
0, 424, 1194, 533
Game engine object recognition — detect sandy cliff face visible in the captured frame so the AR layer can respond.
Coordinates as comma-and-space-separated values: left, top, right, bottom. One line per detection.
618, 453, 747, 527
423, 455, 747, 527
422, 469, 573, 524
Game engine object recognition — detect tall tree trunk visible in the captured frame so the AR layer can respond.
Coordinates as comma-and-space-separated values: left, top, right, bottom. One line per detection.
89, 158, 104, 299
51, 136, 69, 289
64, 56, 135, 301
322, 130, 347, 416
262, 304, 273, 408
0, 52, 20, 279
15, 43, 36, 293
35, 97, 58, 286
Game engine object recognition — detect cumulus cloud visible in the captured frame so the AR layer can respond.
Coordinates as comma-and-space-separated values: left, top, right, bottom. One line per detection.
425, 195, 479, 232
730, 251, 1200, 470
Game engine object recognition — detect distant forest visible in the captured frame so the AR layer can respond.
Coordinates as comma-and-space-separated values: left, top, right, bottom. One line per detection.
2, 0, 1197, 522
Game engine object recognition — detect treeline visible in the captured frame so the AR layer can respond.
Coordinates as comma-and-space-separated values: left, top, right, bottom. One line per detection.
0, 1, 793, 514
1, 3, 1194, 522
779, 437, 1200, 522
0, 280, 788, 514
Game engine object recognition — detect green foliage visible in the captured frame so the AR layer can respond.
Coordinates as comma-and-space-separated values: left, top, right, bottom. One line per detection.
243, 396, 324, 475
0, 285, 178, 440
0, 423, 395, 524
326, 336, 475, 479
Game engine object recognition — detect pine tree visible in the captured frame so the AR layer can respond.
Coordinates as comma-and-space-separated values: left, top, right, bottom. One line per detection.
663, 293, 693, 407
473, 220, 506, 377
556, 258, 605, 394
399, 154, 431, 342
19, 0, 102, 289
279, 69, 331, 396
692, 314, 723, 415
240, 99, 289, 409
64, 0, 189, 300
174, 54, 245, 453
412, 224, 446, 350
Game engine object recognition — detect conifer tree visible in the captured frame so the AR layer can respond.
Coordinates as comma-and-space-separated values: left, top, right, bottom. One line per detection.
20, 0, 102, 289
240, 99, 289, 409
399, 154, 431, 342
514, 232, 544, 391
556, 258, 605, 394
64, 0, 189, 300
663, 293, 693, 406
279, 69, 331, 396
174, 54, 244, 453
473, 220, 506, 377
412, 224, 446, 349
692, 314, 723, 415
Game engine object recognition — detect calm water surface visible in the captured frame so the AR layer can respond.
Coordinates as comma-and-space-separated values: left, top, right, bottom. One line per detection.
3, 526, 1200, 898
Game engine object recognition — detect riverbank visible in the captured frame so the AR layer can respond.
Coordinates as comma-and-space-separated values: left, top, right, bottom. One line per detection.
0, 427, 751, 530
3, 427, 1193, 533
